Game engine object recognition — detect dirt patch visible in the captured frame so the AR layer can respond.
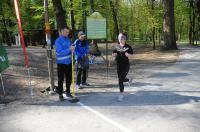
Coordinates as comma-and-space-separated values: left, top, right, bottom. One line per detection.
133, 45, 180, 63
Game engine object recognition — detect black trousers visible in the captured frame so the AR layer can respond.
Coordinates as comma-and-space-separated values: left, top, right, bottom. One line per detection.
117, 65, 130, 92
57, 64, 72, 95
76, 68, 87, 85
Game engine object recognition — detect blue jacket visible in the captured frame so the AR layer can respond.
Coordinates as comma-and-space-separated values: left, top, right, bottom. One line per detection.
74, 39, 89, 62
55, 36, 72, 64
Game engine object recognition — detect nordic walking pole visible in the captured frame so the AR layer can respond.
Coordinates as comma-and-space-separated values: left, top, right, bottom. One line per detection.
69, 51, 79, 103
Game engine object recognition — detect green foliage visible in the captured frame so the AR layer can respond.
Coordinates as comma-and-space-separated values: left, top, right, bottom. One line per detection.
174, 0, 190, 40
0, 0, 198, 44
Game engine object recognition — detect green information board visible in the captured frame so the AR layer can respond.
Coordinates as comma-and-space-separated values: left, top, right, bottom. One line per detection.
0, 45, 9, 73
86, 12, 107, 39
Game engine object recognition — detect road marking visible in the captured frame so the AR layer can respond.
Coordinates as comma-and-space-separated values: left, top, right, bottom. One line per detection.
77, 102, 132, 132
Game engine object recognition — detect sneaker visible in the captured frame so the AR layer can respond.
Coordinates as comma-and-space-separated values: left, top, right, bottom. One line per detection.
66, 93, 73, 98
81, 83, 90, 86
117, 93, 124, 102
76, 85, 83, 89
128, 76, 133, 86
59, 95, 64, 101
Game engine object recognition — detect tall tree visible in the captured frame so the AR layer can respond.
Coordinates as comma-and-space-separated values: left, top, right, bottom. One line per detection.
110, 0, 119, 41
70, 0, 75, 40
197, 0, 200, 16
90, 0, 95, 13
82, 0, 87, 31
24, 0, 32, 46
163, 0, 177, 49
0, 0, 12, 46
197, 0, 200, 36
1, 13, 12, 46
52, 0, 66, 31
188, 0, 196, 45
151, 0, 156, 49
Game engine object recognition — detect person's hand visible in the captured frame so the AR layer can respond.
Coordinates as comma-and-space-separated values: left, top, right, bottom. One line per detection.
112, 53, 117, 57
125, 52, 129, 57
70, 45, 75, 52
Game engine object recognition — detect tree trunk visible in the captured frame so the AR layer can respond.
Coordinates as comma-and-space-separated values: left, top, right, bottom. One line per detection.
197, 0, 200, 13
70, 0, 75, 40
152, 0, 156, 49
125, 1, 129, 38
196, 0, 200, 24
197, 0, 200, 23
1, 13, 12, 46
82, 0, 87, 31
128, 0, 135, 42
89, 0, 95, 13
110, 0, 119, 41
163, 0, 177, 50
152, 28, 156, 49
189, 5, 192, 45
197, 0, 200, 45
25, 0, 31, 46
52, 0, 66, 31
188, 0, 197, 45
192, 3, 195, 45
159, 28, 161, 45
178, 16, 184, 41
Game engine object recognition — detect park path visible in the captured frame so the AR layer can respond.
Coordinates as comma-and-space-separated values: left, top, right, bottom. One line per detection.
0, 45, 200, 132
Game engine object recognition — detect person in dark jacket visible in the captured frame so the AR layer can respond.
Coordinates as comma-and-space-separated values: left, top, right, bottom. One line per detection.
55, 27, 74, 101
112, 33, 133, 101
74, 31, 90, 89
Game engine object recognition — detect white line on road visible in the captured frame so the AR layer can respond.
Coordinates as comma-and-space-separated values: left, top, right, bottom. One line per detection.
77, 102, 133, 132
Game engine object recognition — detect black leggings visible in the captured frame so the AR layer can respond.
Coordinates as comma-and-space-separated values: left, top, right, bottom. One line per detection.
117, 65, 130, 92
76, 68, 87, 85
57, 64, 72, 95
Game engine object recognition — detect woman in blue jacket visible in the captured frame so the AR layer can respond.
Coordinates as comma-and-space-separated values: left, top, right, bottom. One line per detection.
74, 31, 90, 89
